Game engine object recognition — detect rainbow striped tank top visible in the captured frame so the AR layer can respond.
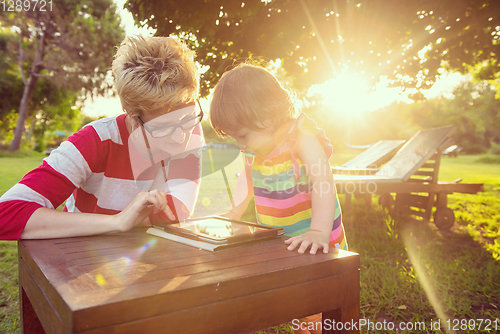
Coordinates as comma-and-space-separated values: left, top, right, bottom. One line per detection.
247, 113, 347, 250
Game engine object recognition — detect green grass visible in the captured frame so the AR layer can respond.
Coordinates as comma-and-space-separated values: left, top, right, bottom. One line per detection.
0, 241, 19, 333
0, 153, 499, 333
0, 157, 45, 195
0, 155, 44, 333
439, 155, 500, 263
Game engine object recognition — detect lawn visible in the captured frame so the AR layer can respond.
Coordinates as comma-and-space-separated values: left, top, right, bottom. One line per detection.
0, 153, 499, 333
0, 156, 45, 333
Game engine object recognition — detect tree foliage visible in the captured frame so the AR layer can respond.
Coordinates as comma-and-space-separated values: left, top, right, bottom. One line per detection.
0, 30, 79, 149
125, 0, 500, 95
0, 0, 124, 150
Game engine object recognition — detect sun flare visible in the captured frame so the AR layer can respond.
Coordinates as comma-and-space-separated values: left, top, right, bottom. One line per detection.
308, 74, 369, 116
307, 74, 411, 117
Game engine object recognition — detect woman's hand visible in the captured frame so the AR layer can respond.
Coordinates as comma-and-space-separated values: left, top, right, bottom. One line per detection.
114, 190, 175, 232
284, 230, 330, 254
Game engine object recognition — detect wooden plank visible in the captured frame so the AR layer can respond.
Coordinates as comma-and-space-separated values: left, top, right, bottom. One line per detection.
77, 272, 359, 334
19, 258, 71, 334
323, 303, 360, 334
336, 181, 483, 194
413, 170, 435, 177
53, 231, 148, 247
408, 208, 426, 218
71, 237, 291, 268
83, 245, 299, 284
420, 163, 437, 169
71, 253, 359, 331
79, 240, 288, 271
435, 192, 448, 208
395, 194, 429, 207
63, 240, 197, 260
408, 178, 431, 184
19, 241, 102, 296
21, 286, 45, 334
332, 166, 378, 175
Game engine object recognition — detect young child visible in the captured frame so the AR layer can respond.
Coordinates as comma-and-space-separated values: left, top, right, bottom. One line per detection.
210, 63, 348, 255
210, 63, 348, 334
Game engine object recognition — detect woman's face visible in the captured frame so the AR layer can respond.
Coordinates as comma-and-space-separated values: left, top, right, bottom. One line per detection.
130, 103, 203, 160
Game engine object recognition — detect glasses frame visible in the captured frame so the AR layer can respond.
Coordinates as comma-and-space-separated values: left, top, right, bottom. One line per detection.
135, 102, 204, 138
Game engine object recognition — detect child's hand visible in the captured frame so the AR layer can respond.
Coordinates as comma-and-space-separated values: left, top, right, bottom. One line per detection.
284, 230, 330, 254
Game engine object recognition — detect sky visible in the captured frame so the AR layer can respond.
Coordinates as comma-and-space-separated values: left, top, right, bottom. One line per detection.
82, 0, 156, 118
82, 1, 465, 119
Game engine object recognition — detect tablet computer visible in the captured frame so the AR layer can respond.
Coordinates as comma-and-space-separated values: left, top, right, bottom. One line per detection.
153, 216, 284, 245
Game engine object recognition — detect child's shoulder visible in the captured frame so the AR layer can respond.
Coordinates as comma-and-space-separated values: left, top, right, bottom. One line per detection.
296, 126, 317, 138
292, 113, 324, 134
292, 113, 333, 159
292, 113, 327, 142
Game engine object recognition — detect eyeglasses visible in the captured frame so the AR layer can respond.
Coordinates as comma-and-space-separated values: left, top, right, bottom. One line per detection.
135, 103, 204, 138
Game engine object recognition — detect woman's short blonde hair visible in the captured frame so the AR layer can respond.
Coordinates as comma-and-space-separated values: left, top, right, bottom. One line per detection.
112, 35, 199, 117
210, 63, 297, 137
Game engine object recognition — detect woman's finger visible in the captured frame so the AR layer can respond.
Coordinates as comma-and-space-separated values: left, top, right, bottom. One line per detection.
146, 190, 175, 220
146, 190, 166, 213
163, 205, 176, 220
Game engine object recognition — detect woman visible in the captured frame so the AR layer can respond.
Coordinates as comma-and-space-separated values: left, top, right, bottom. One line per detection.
0, 35, 204, 240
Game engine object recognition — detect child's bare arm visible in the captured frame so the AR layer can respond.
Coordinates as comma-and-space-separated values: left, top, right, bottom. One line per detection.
284, 129, 336, 254
220, 162, 254, 220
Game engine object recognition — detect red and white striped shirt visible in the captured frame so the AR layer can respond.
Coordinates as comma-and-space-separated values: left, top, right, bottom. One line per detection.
0, 114, 202, 240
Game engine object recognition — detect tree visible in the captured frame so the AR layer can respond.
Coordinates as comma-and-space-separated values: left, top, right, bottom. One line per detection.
0, 30, 78, 149
1, 0, 124, 151
0, 31, 23, 124
125, 0, 500, 95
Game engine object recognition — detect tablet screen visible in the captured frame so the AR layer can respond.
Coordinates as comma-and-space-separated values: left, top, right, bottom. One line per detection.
165, 217, 279, 242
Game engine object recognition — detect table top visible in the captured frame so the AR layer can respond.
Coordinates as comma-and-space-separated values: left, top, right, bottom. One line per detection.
19, 227, 359, 333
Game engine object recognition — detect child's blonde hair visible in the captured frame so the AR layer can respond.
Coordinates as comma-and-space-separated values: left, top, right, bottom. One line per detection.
112, 35, 199, 117
210, 63, 297, 137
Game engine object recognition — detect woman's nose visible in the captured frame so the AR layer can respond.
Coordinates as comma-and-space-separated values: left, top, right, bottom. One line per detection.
170, 127, 186, 143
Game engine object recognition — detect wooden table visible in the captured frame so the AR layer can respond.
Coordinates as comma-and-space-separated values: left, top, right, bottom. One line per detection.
18, 228, 360, 334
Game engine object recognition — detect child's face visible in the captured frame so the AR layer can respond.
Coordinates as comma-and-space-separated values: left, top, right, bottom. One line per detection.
228, 126, 277, 156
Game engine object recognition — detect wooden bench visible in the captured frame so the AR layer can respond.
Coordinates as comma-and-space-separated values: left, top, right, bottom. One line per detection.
331, 140, 405, 175
334, 125, 483, 230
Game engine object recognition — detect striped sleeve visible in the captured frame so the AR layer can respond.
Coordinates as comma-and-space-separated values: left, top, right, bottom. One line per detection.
0, 124, 103, 240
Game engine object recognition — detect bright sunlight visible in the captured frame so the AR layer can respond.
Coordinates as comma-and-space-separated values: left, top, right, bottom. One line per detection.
307, 73, 413, 117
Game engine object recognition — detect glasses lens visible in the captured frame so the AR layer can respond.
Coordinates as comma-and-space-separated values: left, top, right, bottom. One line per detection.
148, 111, 202, 138
151, 128, 173, 138
180, 116, 202, 131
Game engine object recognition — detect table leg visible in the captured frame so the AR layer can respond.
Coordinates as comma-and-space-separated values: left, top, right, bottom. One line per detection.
323, 303, 359, 334
21, 287, 45, 334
